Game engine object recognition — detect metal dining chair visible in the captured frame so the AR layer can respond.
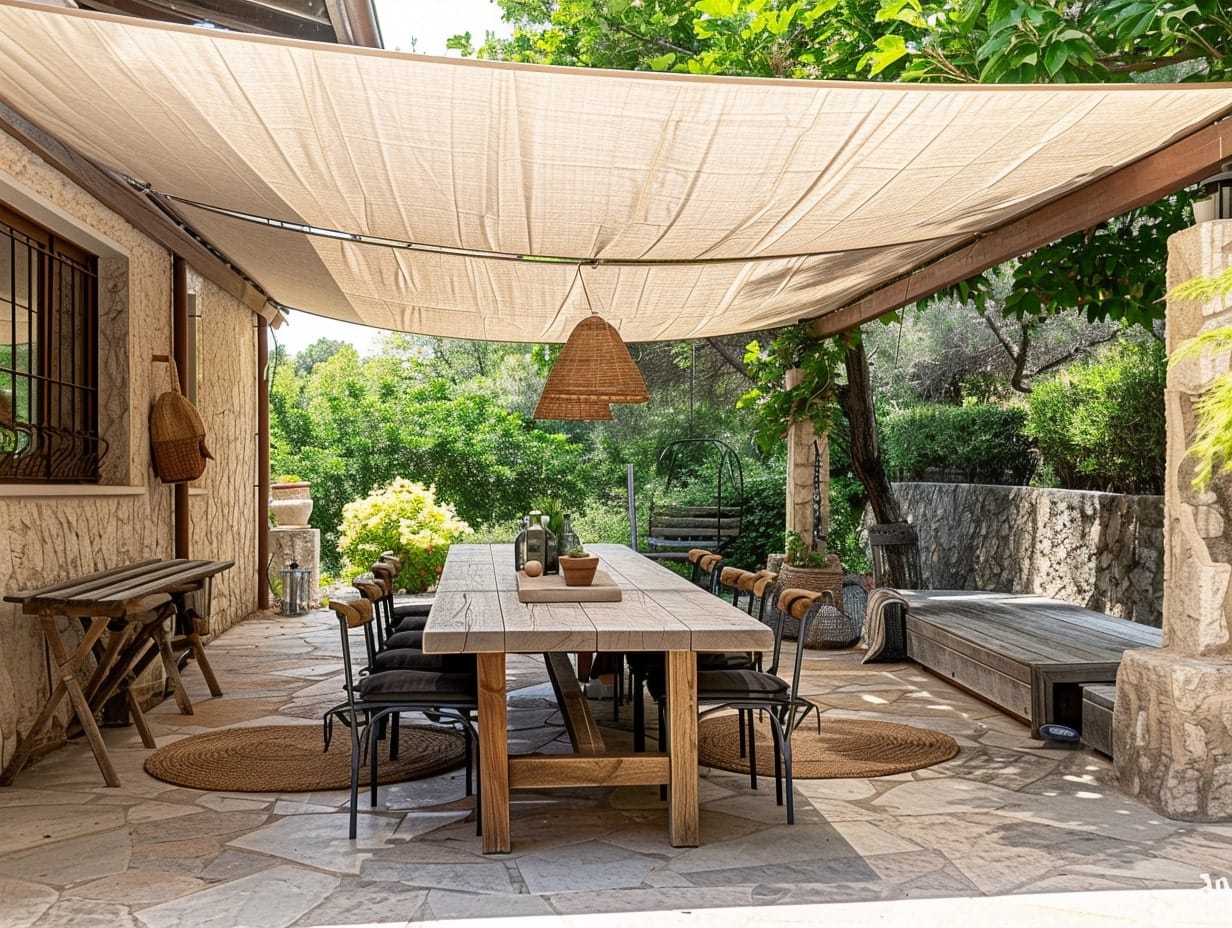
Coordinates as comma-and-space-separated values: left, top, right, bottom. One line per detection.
629, 584, 820, 823
325, 596, 480, 839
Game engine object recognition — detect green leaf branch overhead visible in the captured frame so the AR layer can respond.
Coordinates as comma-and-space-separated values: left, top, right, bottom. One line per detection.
1169, 269, 1232, 489
737, 327, 845, 455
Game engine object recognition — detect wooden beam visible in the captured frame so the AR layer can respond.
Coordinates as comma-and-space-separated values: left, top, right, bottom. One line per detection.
0, 100, 271, 319
812, 116, 1232, 337
508, 753, 670, 789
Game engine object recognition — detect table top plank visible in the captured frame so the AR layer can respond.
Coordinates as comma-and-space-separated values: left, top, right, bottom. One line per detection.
504, 593, 600, 652
426, 590, 504, 653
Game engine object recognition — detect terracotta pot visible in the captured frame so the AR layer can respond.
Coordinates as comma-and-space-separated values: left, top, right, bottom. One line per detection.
559, 554, 599, 587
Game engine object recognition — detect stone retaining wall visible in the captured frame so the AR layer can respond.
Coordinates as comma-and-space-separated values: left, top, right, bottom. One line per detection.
893, 482, 1163, 626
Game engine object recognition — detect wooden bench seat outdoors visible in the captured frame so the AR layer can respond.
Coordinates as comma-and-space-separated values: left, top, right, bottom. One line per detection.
899, 590, 1161, 738
645, 506, 741, 561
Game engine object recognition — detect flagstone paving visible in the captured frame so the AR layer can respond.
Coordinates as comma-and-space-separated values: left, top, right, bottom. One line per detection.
2, 606, 1230, 926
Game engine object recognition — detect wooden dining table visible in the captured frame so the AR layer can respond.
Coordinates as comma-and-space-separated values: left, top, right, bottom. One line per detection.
422, 543, 773, 854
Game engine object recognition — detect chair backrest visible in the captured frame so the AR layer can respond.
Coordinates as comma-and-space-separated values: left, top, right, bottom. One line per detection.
331, 595, 378, 677
368, 562, 398, 632
772, 586, 824, 677
329, 597, 377, 700
718, 566, 750, 607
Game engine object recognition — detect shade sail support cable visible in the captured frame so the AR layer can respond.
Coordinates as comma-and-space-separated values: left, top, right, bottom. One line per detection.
151, 187, 966, 269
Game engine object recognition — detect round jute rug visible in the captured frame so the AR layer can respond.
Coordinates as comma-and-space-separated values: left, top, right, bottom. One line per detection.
144, 724, 466, 792
698, 713, 959, 779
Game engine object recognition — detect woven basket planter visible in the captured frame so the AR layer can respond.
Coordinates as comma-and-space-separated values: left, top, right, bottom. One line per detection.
777, 560, 843, 640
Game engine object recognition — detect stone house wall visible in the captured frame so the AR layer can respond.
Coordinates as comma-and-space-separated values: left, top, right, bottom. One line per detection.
893, 482, 1164, 626
0, 127, 260, 772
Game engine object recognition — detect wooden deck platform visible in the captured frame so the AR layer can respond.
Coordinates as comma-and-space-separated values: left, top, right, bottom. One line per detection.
900, 590, 1161, 737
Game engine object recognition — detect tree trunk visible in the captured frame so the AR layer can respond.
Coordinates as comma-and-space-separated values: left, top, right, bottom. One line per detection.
838, 334, 915, 587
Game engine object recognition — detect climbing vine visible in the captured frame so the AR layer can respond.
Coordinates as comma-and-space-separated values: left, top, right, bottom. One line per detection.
737, 326, 845, 455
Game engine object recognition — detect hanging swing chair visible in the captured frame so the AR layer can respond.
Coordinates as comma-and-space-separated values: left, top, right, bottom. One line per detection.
645, 438, 744, 560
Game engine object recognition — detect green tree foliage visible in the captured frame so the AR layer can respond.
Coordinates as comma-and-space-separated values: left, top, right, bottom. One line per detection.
1168, 269, 1232, 487
269, 343, 590, 566
337, 478, 470, 590
881, 403, 1035, 484
1024, 339, 1166, 493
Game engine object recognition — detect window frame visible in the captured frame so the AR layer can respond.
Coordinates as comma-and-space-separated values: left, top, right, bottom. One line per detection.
1, 200, 102, 483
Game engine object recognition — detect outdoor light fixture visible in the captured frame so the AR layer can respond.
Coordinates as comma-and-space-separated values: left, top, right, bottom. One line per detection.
533, 269, 649, 420
1194, 161, 1232, 223
532, 393, 614, 421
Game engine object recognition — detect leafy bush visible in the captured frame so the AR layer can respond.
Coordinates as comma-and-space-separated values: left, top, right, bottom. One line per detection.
337, 478, 470, 592
719, 462, 787, 571
270, 346, 591, 568
1025, 340, 1165, 494
881, 403, 1034, 485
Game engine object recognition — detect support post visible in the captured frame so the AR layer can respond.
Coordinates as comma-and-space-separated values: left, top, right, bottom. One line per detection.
257, 316, 270, 611
1115, 219, 1232, 820
785, 368, 828, 553
172, 255, 189, 559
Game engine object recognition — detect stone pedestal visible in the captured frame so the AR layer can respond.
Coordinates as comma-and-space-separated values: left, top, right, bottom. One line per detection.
1116, 650, 1232, 819
1115, 219, 1232, 820
268, 526, 320, 609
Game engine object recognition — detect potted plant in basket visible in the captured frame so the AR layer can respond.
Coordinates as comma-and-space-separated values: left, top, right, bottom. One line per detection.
559, 546, 599, 587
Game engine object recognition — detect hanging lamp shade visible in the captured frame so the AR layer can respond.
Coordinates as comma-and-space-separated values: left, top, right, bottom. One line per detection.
533, 393, 614, 420
537, 315, 649, 404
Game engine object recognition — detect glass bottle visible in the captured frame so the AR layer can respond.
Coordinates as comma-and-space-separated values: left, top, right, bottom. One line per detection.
525, 511, 545, 567
560, 513, 580, 555
514, 515, 529, 571
542, 513, 558, 574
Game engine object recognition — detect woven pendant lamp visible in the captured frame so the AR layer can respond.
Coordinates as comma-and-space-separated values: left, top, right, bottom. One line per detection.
533, 393, 613, 420
537, 315, 649, 404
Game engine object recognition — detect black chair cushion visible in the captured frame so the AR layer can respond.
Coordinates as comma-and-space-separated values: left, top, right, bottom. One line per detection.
384, 629, 424, 649
697, 668, 788, 699
393, 615, 428, 633
629, 652, 759, 700
392, 601, 432, 619
357, 669, 476, 703
373, 649, 476, 674
699, 652, 756, 670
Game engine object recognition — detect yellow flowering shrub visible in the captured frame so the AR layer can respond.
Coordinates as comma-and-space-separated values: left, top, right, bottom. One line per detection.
338, 478, 470, 592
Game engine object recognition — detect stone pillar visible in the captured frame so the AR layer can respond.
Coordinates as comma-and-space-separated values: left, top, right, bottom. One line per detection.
1115, 219, 1232, 820
268, 526, 321, 609
785, 368, 829, 552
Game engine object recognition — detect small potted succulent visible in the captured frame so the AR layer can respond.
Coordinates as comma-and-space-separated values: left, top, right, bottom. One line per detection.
558, 546, 599, 586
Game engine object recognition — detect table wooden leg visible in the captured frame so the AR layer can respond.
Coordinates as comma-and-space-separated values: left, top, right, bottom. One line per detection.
150, 618, 194, 715
0, 678, 68, 785
127, 685, 156, 748
666, 649, 699, 847
476, 652, 510, 854
188, 631, 224, 697
42, 616, 122, 787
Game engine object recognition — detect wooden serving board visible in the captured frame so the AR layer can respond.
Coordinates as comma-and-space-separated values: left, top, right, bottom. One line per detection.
517, 569, 623, 603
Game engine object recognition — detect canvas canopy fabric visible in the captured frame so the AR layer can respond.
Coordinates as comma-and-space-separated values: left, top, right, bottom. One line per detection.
0, 0, 1229, 342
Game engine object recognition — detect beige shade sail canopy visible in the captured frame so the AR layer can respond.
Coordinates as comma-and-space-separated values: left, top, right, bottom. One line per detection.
0, 0, 1229, 343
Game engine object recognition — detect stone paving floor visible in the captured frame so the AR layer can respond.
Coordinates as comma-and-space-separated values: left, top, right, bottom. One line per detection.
2, 605, 1231, 927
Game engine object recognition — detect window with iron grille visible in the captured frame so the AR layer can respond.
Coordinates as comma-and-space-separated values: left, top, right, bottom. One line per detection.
1, 203, 103, 482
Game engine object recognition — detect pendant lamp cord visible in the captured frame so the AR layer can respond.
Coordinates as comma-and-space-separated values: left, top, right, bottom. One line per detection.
576, 264, 599, 316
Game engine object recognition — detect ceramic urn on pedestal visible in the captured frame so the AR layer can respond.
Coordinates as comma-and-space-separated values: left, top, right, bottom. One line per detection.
270, 481, 313, 527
